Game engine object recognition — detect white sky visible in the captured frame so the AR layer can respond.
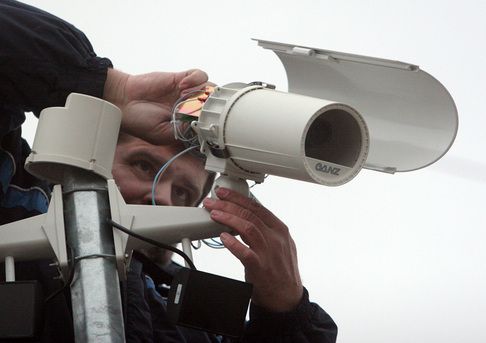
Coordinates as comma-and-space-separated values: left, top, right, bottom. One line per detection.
20, 1, 486, 342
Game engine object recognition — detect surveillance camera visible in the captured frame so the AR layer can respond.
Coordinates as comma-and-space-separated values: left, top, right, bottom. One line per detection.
191, 82, 370, 186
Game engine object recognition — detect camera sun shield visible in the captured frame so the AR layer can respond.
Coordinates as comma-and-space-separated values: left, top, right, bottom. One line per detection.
255, 38, 458, 173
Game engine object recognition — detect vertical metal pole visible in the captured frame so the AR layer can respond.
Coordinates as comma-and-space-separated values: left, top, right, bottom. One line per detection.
181, 238, 193, 268
62, 168, 125, 343
5, 256, 15, 282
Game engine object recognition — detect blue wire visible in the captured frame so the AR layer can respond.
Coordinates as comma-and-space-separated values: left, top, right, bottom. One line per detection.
151, 145, 198, 205
150, 144, 226, 251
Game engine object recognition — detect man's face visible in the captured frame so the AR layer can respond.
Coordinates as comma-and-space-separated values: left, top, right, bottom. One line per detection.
111, 133, 209, 207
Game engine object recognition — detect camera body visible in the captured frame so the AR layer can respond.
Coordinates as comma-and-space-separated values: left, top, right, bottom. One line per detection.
192, 82, 369, 186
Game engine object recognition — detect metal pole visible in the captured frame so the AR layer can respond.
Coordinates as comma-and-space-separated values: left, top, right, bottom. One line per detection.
181, 238, 193, 268
5, 256, 15, 282
62, 167, 125, 343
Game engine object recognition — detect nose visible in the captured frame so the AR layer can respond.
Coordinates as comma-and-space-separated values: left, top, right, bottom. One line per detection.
144, 181, 173, 206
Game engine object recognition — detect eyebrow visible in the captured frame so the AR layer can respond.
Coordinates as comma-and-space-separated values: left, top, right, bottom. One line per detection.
128, 151, 168, 171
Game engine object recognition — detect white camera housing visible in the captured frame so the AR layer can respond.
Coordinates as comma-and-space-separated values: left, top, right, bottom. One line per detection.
192, 39, 458, 186
192, 83, 369, 186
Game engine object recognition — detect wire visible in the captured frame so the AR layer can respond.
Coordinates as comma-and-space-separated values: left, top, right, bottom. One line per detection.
107, 219, 197, 270
202, 238, 226, 249
45, 218, 198, 302
151, 145, 198, 206
44, 247, 120, 303
190, 239, 225, 250
191, 240, 202, 249
171, 89, 206, 143
44, 245, 75, 303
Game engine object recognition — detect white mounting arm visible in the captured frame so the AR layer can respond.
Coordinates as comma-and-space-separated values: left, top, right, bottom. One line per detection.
107, 179, 228, 278
0, 179, 228, 280
0, 185, 68, 277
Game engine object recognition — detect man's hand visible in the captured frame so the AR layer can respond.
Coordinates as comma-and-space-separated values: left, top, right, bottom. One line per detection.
103, 68, 208, 145
203, 187, 304, 313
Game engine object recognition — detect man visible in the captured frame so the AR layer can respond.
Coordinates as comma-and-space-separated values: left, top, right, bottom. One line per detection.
0, 0, 337, 341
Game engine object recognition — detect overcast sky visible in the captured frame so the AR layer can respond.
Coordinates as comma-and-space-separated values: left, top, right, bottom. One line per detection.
20, 1, 486, 342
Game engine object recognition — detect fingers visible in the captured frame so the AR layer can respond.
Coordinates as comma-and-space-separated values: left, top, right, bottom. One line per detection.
178, 69, 209, 91
211, 187, 286, 229
202, 187, 288, 260
219, 232, 259, 269
208, 206, 267, 251
203, 188, 271, 266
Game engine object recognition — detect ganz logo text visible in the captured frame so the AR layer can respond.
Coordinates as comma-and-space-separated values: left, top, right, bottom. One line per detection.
315, 162, 340, 176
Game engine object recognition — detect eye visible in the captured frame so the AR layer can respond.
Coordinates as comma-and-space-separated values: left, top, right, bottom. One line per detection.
131, 159, 156, 179
172, 186, 192, 206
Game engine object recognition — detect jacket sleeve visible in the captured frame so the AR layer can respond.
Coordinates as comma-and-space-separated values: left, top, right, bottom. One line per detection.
239, 288, 338, 343
0, 0, 112, 117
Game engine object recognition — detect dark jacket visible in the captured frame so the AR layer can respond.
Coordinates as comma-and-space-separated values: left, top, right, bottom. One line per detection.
0, 1, 338, 342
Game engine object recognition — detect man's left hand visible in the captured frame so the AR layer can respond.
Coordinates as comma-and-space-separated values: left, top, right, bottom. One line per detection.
203, 187, 304, 312
103, 68, 208, 145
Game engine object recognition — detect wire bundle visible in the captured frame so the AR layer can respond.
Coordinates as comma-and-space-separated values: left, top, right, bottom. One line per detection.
171, 89, 207, 146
